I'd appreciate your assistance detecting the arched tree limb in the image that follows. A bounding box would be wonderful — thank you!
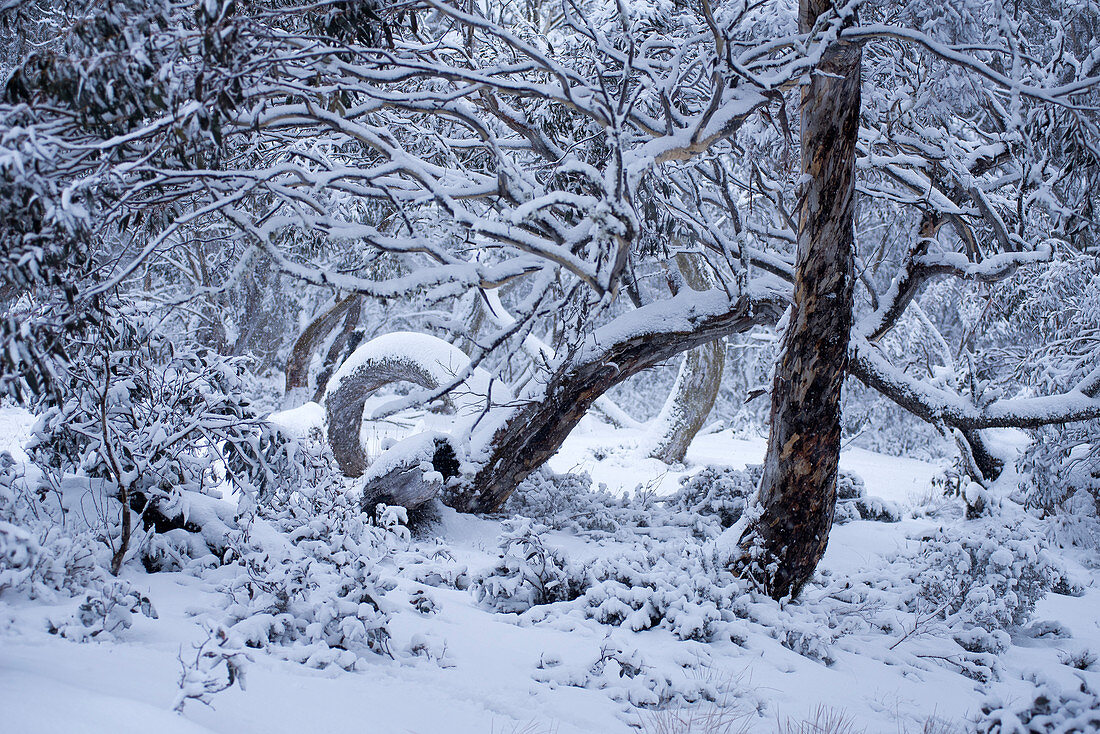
[315,286,784,514]
[323,331,499,478]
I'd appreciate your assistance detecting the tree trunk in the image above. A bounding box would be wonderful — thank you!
[733,15,861,600]
[647,253,725,464]
[284,294,362,405]
[311,296,363,404]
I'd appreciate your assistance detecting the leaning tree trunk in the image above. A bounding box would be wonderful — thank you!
[284,294,362,405]
[647,252,725,463]
[451,290,784,513]
[733,12,862,600]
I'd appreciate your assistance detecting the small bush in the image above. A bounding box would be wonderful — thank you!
[976,677,1100,733]
[471,519,586,613]
[1058,648,1097,671]
[914,520,1060,635]
[668,467,754,529]
[48,578,157,642]
[503,469,628,534]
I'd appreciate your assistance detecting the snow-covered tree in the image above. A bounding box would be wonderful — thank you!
[3,0,1099,597]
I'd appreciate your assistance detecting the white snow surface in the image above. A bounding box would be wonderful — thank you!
[2,406,1099,734]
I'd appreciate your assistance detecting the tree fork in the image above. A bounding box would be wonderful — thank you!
[733,19,862,599]
[285,294,362,401]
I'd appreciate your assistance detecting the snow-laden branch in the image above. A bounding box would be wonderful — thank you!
[850,337,1100,430]
[858,243,1053,342]
[844,24,1100,105]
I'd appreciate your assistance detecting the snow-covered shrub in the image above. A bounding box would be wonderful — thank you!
[395,540,470,590]
[471,519,585,613]
[775,623,836,666]
[213,486,407,670]
[0,519,37,594]
[407,632,453,667]
[0,459,102,598]
[833,471,901,524]
[47,578,157,642]
[25,302,284,571]
[913,520,1060,645]
[532,637,722,709]
[503,468,628,534]
[408,588,438,615]
[1018,422,1100,548]
[3,527,101,599]
[173,623,250,713]
[1059,648,1097,671]
[667,467,753,529]
[975,675,1100,733]
[577,540,738,642]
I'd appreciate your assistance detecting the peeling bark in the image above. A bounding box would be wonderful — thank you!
[733,14,862,599]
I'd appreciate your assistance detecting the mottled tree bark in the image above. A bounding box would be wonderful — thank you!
[733,11,862,599]
[647,253,725,464]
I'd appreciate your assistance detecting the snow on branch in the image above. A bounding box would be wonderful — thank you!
[859,243,1053,342]
[850,337,1100,430]
[843,24,1100,105]
[324,332,510,478]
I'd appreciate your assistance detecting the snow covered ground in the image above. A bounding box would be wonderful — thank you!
[2,406,1098,733]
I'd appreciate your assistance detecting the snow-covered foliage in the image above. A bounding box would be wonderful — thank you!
[3,395,1100,732]
[213,488,410,670]
[502,469,638,535]
[47,578,157,642]
[489,467,926,661]
[1019,424,1100,548]
[506,464,899,545]
[172,623,250,713]
[667,467,755,530]
[471,518,585,613]
[0,0,1099,726]
[0,452,102,598]
[976,675,1100,733]
[912,519,1062,654]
